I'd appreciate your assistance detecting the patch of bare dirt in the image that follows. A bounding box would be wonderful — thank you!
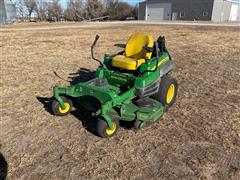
[0,23,240,179]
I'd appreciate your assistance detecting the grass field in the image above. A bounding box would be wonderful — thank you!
[0,23,240,179]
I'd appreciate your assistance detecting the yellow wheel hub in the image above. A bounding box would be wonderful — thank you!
[166,84,175,104]
[106,122,117,135]
[59,102,71,114]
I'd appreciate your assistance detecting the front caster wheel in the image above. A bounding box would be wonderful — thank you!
[97,119,119,138]
[51,96,73,116]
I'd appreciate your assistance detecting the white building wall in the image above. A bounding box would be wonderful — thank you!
[229,3,240,21]
[139,0,239,21]
[212,0,239,21]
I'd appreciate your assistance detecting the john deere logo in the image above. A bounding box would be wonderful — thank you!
[139,113,150,119]
[151,56,169,71]
[111,76,127,82]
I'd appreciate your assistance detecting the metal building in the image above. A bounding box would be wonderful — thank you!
[0,0,17,25]
[212,0,240,21]
[138,0,240,21]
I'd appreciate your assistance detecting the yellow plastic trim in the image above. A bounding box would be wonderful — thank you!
[166,84,175,104]
[59,102,71,114]
[111,55,145,70]
[106,122,117,135]
[150,56,169,71]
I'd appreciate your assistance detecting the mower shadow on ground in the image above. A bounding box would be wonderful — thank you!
[68,68,95,85]
[70,109,99,136]
[36,96,54,115]
[0,152,8,180]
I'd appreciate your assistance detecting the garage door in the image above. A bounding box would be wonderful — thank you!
[147,3,172,20]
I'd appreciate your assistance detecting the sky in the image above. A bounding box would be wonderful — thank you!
[229,0,240,3]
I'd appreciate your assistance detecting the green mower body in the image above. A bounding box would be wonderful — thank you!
[52,34,178,138]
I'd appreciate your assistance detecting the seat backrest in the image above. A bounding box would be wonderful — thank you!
[125,33,154,60]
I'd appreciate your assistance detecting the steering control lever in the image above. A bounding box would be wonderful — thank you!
[91,35,107,69]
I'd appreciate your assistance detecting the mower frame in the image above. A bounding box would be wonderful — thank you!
[53,52,173,129]
[51,34,177,137]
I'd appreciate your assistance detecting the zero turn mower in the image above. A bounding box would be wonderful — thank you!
[51,33,178,138]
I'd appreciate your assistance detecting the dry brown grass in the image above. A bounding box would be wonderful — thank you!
[0,23,240,179]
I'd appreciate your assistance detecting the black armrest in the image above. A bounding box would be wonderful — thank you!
[114,44,126,48]
[143,46,154,52]
[117,50,125,55]
[110,50,125,58]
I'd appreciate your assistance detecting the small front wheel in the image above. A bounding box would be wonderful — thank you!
[97,119,119,138]
[51,96,73,116]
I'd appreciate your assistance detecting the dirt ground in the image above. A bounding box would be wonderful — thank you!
[0,23,240,180]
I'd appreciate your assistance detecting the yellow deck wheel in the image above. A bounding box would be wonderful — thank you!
[59,102,71,114]
[166,84,175,104]
[52,96,73,116]
[106,122,117,135]
[97,119,119,138]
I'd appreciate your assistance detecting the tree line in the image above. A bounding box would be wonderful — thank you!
[15,0,138,21]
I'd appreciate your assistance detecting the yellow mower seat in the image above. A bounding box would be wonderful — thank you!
[111,33,154,70]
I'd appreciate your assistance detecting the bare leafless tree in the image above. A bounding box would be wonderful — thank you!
[130,4,138,18]
[15,0,28,20]
[65,0,85,21]
[105,0,136,20]
[85,0,106,19]
[47,0,63,21]
[35,0,48,21]
[15,0,137,22]
[23,0,37,20]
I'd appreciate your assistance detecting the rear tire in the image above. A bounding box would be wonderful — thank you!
[97,119,119,138]
[52,96,73,116]
[153,75,178,107]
